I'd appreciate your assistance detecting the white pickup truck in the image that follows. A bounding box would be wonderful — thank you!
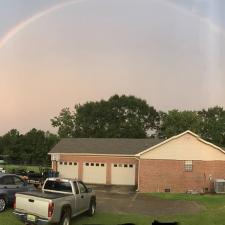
[13,178,96,225]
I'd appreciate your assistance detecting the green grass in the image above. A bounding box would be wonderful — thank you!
[2,194,225,225]
[148,192,225,208]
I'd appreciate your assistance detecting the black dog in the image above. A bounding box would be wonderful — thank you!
[152,220,178,225]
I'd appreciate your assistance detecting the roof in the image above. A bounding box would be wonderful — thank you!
[136,130,225,156]
[49,138,164,155]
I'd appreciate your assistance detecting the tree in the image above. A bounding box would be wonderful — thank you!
[51,95,159,138]
[51,108,75,138]
[1,129,22,163]
[198,106,225,146]
[158,110,201,138]
[0,129,58,165]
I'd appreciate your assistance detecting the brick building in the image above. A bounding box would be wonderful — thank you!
[49,130,225,193]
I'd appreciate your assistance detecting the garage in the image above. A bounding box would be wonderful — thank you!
[58,161,78,179]
[111,163,135,185]
[83,162,106,184]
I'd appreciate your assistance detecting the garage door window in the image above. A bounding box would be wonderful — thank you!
[129,165,133,168]
[101,164,105,167]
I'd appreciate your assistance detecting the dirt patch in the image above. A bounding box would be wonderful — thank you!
[96,191,203,216]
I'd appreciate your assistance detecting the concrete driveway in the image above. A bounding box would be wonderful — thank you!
[93,186,203,216]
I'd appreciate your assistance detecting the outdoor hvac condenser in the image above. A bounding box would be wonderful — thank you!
[214,179,225,193]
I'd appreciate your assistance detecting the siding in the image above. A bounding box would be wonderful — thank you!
[140,133,225,161]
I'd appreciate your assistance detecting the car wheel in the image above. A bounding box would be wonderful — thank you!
[87,199,96,217]
[59,209,71,225]
[0,197,6,212]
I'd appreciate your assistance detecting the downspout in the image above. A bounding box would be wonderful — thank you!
[135,155,141,192]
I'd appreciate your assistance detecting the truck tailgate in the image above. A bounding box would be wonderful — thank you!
[16,193,50,218]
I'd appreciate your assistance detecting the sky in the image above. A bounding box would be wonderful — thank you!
[0,0,225,135]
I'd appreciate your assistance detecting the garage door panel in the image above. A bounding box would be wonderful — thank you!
[111,164,135,185]
[83,162,106,184]
[58,161,78,179]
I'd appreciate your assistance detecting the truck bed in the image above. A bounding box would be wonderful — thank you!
[19,191,71,199]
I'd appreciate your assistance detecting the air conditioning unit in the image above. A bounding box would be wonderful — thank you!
[214,179,225,193]
[51,154,59,161]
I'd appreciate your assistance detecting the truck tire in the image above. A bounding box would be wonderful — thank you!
[0,197,6,212]
[87,198,96,217]
[59,208,71,225]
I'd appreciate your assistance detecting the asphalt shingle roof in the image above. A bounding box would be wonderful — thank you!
[49,138,164,155]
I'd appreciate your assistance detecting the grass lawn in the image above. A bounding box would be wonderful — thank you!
[1,193,225,225]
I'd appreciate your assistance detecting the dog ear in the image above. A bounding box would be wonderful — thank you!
[117,223,135,225]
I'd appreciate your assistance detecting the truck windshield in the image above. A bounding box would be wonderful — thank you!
[44,180,72,193]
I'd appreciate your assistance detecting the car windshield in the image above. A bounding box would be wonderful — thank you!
[44,180,72,193]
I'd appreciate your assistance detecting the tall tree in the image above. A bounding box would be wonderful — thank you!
[51,95,159,138]
[51,108,75,138]
[158,110,201,138]
[198,106,225,146]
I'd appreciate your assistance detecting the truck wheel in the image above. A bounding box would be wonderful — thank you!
[0,197,6,212]
[59,209,71,225]
[87,199,96,217]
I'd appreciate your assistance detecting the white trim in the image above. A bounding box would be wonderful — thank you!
[49,152,136,158]
[135,130,225,156]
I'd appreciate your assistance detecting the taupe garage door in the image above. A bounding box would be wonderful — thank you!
[83,162,106,184]
[58,161,78,179]
[111,163,135,185]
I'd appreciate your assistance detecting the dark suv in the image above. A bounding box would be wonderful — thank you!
[0,174,33,212]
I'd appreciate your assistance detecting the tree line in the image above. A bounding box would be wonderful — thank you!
[0,129,58,165]
[0,94,224,165]
[51,95,225,147]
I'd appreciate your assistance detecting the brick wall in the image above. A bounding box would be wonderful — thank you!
[57,155,139,185]
[139,159,225,193]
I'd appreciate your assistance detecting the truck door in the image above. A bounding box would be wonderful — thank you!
[76,181,90,212]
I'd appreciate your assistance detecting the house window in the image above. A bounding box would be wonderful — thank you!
[184,160,193,172]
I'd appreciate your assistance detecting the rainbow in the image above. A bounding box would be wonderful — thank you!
[0,0,224,50]
[0,0,85,49]
[160,0,225,37]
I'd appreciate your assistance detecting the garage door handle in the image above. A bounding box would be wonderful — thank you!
[81,195,84,198]
[4,186,7,189]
